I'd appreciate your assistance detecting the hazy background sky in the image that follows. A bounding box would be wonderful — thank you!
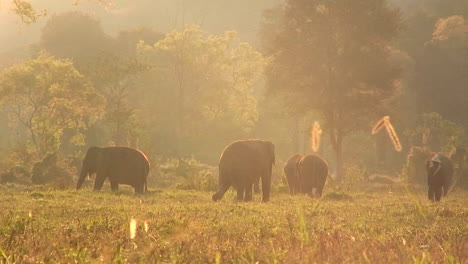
[0,0,286,54]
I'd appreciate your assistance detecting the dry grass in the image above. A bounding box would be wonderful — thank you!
[0,184,466,264]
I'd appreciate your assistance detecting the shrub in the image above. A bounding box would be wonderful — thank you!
[0,166,30,184]
[341,164,368,191]
[402,146,431,185]
[157,158,217,191]
[31,152,75,189]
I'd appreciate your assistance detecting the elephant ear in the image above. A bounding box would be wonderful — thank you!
[84,146,101,172]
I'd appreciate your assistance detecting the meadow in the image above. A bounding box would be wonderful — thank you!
[0,184,466,264]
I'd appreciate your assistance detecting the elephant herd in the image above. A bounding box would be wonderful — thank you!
[76,139,454,202]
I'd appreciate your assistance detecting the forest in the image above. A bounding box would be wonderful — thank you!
[0,0,467,263]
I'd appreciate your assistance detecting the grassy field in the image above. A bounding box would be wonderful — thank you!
[0,184,467,264]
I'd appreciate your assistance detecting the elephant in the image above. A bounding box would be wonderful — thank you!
[283,154,303,194]
[76,146,150,193]
[425,153,454,202]
[212,139,275,202]
[296,154,328,198]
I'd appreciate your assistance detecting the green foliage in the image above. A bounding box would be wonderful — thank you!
[405,112,466,153]
[115,27,164,58]
[31,152,75,189]
[10,0,47,24]
[0,186,466,263]
[38,11,112,68]
[260,0,403,180]
[399,3,468,129]
[402,146,432,185]
[342,164,369,190]
[156,158,217,191]
[0,52,105,156]
[85,54,150,146]
[138,25,264,159]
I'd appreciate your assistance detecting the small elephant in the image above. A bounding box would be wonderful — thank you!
[297,154,328,197]
[212,139,275,202]
[426,153,453,202]
[283,154,303,194]
[76,146,150,193]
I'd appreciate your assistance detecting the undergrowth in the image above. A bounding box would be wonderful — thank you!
[0,185,466,264]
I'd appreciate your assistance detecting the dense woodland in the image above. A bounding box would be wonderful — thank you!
[0,1,467,263]
[0,0,467,189]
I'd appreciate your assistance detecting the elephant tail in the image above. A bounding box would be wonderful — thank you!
[144,178,148,192]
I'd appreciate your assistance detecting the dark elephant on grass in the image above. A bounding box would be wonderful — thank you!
[426,153,453,202]
[212,139,275,202]
[284,154,303,195]
[297,154,328,198]
[76,146,150,193]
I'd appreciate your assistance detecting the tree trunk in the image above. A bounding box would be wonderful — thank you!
[333,136,344,183]
[292,117,300,154]
[375,132,387,173]
[328,121,344,183]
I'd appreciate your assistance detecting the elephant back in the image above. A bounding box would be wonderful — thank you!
[298,154,328,187]
[284,154,302,176]
[103,147,150,181]
[218,139,274,184]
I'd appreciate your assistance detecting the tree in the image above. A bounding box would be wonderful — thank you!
[405,112,466,153]
[0,53,105,156]
[8,0,111,24]
[115,27,164,58]
[405,14,468,129]
[261,0,403,181]
[85,53,149,146]
[138,25,263,160]
[38,11,112,69]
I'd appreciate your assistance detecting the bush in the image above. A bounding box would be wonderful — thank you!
[156,158,218,191]
[31,152,75,189]
[341,164,368,191]
[402,146,431,185]
[0,166,30,184]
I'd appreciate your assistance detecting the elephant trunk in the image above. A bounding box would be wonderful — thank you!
[76,165,88,190]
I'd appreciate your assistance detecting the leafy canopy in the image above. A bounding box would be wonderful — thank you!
[138,25,265,159]
[0,53,105,156]
[261,0,403,179]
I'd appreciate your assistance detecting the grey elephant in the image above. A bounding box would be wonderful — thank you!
[212,139,275,202]
[76,146,150,193]
[426,153,454,202]
[297,154,328,197]
[283,154,303,194]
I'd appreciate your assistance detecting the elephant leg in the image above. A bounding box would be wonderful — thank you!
[442,184,450,197]
[261,175,271,202]
[428,186,435,201]
[134,183,144,194]
[434,187,443,202]
[289,182,296,195]
[110,181,119,192]
[244,184,253,201]
[236,186,245,201]
[253,180,260,193]
[94,174,106,191]
[315,187,323,198]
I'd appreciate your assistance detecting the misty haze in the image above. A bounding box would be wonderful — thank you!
[0,0,467,263]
